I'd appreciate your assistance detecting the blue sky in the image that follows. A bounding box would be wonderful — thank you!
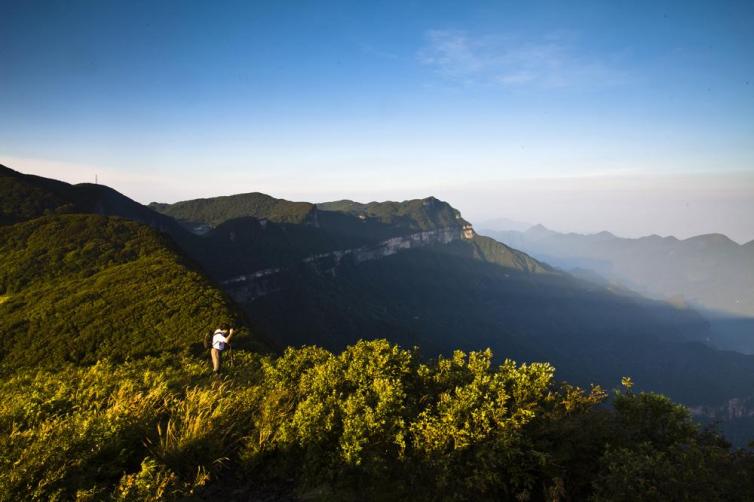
[2,0,753,241]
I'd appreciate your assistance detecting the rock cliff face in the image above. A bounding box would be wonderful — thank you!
[688,396,754,421]
[221,224,475,302]
[353,225,474,263]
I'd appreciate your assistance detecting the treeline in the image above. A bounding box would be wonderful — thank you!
[1,340,752,501]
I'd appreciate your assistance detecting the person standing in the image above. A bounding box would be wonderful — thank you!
[211,323,234,375]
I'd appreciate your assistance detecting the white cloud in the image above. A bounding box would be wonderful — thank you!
[418,30,628,89]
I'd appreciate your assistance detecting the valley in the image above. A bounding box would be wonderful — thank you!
[2,164,754,499]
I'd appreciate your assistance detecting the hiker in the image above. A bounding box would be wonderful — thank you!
[211,323,235,374]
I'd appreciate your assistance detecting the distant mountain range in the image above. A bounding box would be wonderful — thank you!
[483,224,754,355]
[3,163,754,444]
[475,216,533,232]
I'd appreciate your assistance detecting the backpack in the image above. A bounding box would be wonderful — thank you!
[203,331,212,350]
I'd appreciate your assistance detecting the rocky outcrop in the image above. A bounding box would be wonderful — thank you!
[688,396,754,421]
[353,225,472,263]
[221,225,474,302]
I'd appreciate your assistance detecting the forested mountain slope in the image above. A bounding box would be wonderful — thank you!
[149,191,317,230]
[0,164,183,234]
[0,214,270,370]
[156,189,754,444]
[0,167,272,370]
[155,192,551,281]
[4,165,754,443]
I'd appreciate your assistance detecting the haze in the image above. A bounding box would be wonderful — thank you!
[2,1,753,242]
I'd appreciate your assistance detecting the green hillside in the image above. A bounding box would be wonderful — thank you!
[0,214,270,370]
[149,192,317,228]
[184,216,368,280]
[0,164,183,234]
[453,234,553,273]
[162,193,517,281]
[0,165,78,224]
[319,196,470,234]
[1,167,753,499]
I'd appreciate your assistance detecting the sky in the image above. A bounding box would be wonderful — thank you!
[2,0,753,242]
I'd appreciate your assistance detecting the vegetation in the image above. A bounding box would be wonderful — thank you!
[152,194,486,277]
[149,192,317,227]
[0,164,183,235]
[0,214,270,370]
[0,165,77,224]
[2,166,753,498]
[319,196,470,236]
[167,188,732,410]
[447,235,553,273]
[1,340,751,501]
[248,245,754,410]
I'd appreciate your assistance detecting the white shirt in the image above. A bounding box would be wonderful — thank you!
[212,331,228,351]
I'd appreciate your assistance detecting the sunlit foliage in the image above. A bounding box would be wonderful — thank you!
[0,214,270,370]
[1,340,751,501]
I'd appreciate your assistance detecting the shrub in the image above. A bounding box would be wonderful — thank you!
[0,341,752,501]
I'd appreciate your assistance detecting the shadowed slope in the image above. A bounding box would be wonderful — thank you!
[0,164,183,234]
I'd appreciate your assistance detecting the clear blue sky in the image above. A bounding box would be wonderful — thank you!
[2,0,753,241]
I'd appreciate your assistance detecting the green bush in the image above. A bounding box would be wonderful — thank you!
[0,341,751,501]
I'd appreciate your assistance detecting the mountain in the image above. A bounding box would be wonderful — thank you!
[152,192,754,409]
[0,164,183,234]
[0,167,271,370]
[244,236,754,404]
[318,196,471,237]
[487,224,754,316]
[151,194,545,277]
[149,194,482,280]
[148,191,317,232]
[5,165,754,442]
[484,224,754,353]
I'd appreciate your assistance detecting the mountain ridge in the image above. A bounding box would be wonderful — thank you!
[0,166,273,370]
[0,164,184,235]
[148,191,318,230]
[4,165,754,441]
[517,222,749,247]
[484,223,754,356]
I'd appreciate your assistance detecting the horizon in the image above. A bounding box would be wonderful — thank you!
[4,162,752,245]
[2,1,753,242]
